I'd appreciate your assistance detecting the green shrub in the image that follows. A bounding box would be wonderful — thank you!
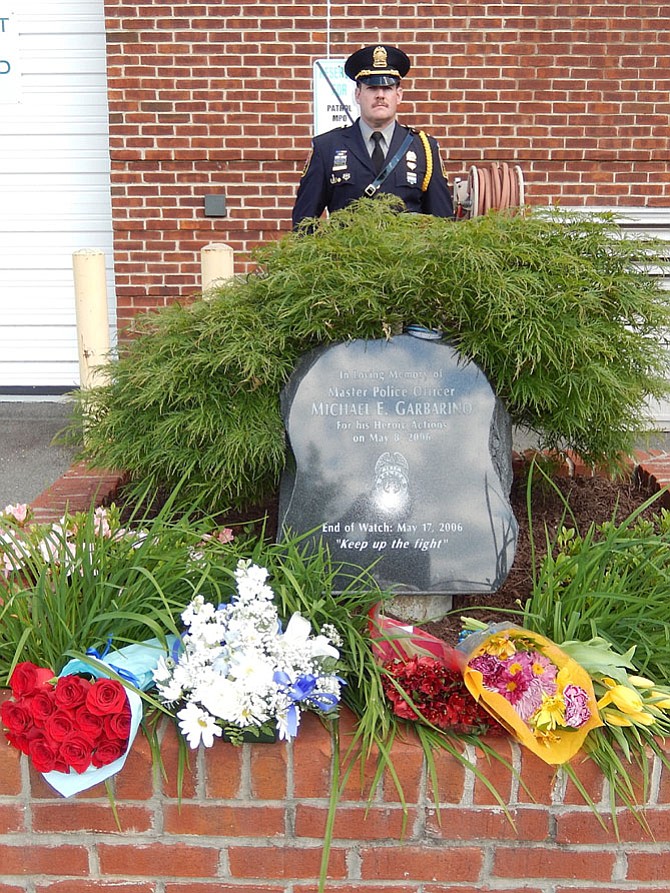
[73,198,670,512]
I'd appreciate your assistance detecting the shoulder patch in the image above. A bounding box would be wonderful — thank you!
[300,149,313,178]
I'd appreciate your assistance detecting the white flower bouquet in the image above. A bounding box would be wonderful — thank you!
[153,560,344,746]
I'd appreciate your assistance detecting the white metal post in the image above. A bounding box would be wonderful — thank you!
[72,248,111,389]
[201,242,234,293]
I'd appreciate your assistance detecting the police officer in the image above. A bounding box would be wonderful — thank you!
[292,45,454,227]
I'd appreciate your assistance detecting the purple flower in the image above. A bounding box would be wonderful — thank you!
[563,684,591,728]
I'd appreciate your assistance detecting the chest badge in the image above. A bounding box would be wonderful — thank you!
[332,150,348,171]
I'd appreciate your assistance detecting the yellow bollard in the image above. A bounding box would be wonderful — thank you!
[201,242,234,294]
[72,248,111,390]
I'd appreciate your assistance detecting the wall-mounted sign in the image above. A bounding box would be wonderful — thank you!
[0,10,21,103]
[313,59,357,135]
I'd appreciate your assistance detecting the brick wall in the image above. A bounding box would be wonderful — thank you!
[2,704,670,892]
[103,1,670,327]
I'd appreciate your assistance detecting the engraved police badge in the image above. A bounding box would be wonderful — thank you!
[373,46,388,68]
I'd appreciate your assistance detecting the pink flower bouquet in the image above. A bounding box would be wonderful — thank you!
[459,623,602,764]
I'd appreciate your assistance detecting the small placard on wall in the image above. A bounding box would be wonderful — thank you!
[312,59,357,136]
[0,10,21,104]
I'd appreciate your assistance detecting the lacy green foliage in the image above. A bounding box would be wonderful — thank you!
[74,198,670,511]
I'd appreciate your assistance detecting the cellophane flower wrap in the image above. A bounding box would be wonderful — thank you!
[1,638,175,797]
[369,607,502,735]
[153,560,344,746]
[459,623,603,764]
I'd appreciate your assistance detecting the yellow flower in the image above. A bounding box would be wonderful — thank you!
[650,691,670,709]
[601,708,633,727]
[483,635,516,659]
[597,684,644,715]
[630,710,657,727]
[629,675,655,689]
[601,706,656,728]
[532,694,566,732]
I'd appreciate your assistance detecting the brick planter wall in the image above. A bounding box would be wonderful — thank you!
[2,705,670,892]
[6,455,670,890]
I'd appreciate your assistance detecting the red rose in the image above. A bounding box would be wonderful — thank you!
[75,706,104,744]
[91,738,126,768]
[85,678,127,716]
[9,662,55,698]
[26,689,58,726]
[54,674,91,709]
[45,709,77,743]
[6,729,33,756]
[28,736,61,773]
[1,699,34,735]
[59,734,94,774]
[105,706,131,742]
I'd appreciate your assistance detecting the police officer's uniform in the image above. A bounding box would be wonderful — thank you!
[292,45,454,227]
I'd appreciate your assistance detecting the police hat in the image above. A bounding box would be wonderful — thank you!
[344,45,411,86]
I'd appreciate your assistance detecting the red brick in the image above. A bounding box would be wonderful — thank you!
[295,803,415,840]
[32,802,152,833]
[204,739,244,798]
[0,845,89,876]
[0,730,21,795]
[97,843,220,878]
[0,804,24,833]
[494,845,616,880]
[425,805,548,841]
[113,731,155,800]
[625,850,670,881]
[360,845,483,881]
[228,845,347,879]
[424,739,468,805]
[291,712,334,799]
[250,740,289,799]
[516,749,560,804]
[380,726,424,804]
[36,885,155,892]
[562,752,606,805]
[157,720,198,799]
[163,803,284,836]
[165,886,282,893]
[472,737,514,804]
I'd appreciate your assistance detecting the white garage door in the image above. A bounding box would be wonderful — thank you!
[0,0,114,393]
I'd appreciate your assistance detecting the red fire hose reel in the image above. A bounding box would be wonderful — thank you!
[452,163,525,219]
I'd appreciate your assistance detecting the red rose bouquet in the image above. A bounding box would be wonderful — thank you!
[1,661,132,775]
[0,638,174,797]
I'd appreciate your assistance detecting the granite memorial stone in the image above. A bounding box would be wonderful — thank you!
[278,334,518,594]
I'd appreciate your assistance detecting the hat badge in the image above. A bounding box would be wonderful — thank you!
[373,46,388,68]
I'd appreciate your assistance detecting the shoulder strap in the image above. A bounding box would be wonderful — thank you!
[363,129,416,197]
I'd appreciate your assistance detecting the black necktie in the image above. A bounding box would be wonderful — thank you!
[371,131,385,174]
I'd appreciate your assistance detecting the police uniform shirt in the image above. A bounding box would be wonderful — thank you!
[292,118,454,228]
[358,119,395,163]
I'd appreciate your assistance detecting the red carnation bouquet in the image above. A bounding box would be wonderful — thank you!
[382,653,504,735]
[1,660,131,775]
[369,606,503,736]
